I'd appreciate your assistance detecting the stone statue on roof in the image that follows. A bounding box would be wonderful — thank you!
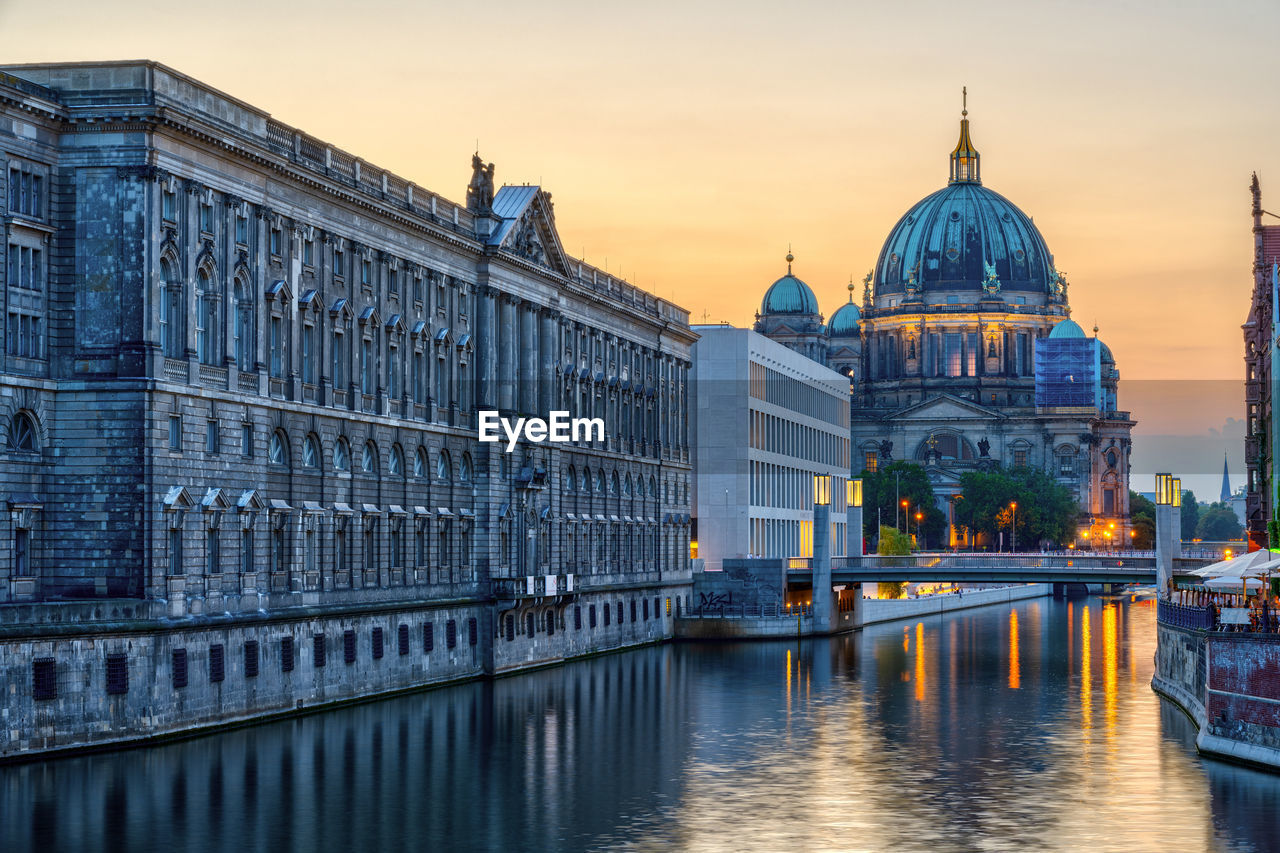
[982,260,1002,297]
[466,153,495,214]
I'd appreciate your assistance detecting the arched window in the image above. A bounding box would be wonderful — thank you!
[362,441,378,474]
[414,446,427,478]
[389,444,403,477]
[9,412,36,452]
[581,466,591,494]
[564,466,576,493]
[334,438,350,472]
[595,470,605,494]
[610,471,619,495]
[160,257,184,358]
[437,450,452,482]
[460,453,472,483]
[269,430,289,467]
[302,434,320,468]
[196,267,219,365]
[233,274,253,371]
[623,474,633,497]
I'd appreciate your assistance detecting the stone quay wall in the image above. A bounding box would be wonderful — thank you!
[0,584,689,761]
[1153,615,1280,772]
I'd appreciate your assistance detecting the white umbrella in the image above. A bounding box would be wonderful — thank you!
[1191,549,1277,578]
[1203,575,1265,591]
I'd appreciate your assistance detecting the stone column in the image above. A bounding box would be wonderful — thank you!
[476,286,497,409]
[540,308,557,416]
[813,503,834,634]
[519,303,537,415]
[846,505,864,557]
[498,295,517,413]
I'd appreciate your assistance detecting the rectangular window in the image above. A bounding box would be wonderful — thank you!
[303,239,314,266]
[1104,489,1116,515]
[281,636,295,673]
[241,423,253,457]
[169,415,182,450]
[343,629,356,664]
[236,214,248,244]
[423,622,434,653]
[631,599,637,623]
[864,451,878,474]
[334,248,345,278]
[604,603,611,627]
[313,633,326,667]
[209,644,225,683]
[1013,449,1028,467]
[360,338,372,394]
[106,653,129,695]
[413,276,423,304]
[244,640,259,678]
[162,188,176,221]
[398,623,410,656]
[945,332,962,378]
[14,528,29,575]
[172,648,188,689]
[574,606,582,630]
[169,527,183,575]
[241,529,254,575]
[388,268,398,296]
[372,627,384,660]
[206,527,219,576]
[32,658,56,701]
[200,204,212,232]
[302,324,316,384]
[269,227,282,256]
[333,332,347,388]
[270,317,283,378]
[446,619,457,649]
[468,617,478,646]
[361,258,372,286]
[590,605,597,628]
[206,419,219,454]
[505,614,515,642]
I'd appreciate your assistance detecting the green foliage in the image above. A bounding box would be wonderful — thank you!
[877,582,907,599]
[1197,506,1244,541]
[1180,490,1200,541]
[954,466,1079,549]
[1130,491,1156,549]
[876,524,913,555]
[857,461,945,548]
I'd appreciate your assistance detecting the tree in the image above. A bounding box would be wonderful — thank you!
[858,461,945,548]
[875,525,910,598]
[1130,491,1156,549]
[954,465,1079,550]
[1197,506,1244,541]
[1180,490,1200,541]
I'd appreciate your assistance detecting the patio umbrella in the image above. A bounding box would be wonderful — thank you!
[1203,575,1265,591]
[1190,549,1275,578]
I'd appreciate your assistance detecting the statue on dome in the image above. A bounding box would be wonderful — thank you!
[982,261,1002,297]
[862,270,874,308]
[466,153,495,214]
[1049,268,1069,303]
[905,264,921,300]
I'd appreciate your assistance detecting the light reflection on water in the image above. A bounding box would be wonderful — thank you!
[2,595,1279,852]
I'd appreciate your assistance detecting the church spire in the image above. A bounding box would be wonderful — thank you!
[949,86,981,185]
[1221,453,1231,503]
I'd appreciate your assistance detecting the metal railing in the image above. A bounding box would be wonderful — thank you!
[1157,600,1216,631]
[688,603,812,619]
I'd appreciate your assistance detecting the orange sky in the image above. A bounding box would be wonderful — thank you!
[3,0,1278,494]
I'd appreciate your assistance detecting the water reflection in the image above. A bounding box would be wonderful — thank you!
[2,596,1278,852]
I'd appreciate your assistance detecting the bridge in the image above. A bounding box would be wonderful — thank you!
[731,552,1217,587]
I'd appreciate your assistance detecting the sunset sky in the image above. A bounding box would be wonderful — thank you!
[3,0,1277,496]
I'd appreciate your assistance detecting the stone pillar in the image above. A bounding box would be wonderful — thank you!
[846,505,864,557]
[1156,503,1174,598]
[813,503,834,634]
[498,295,517,413]
[1174,504,1183,557]
[519,304,537,415]
[476,286,497,409]
[539,308,557,416]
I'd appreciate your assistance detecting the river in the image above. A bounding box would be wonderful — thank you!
[2,594,1277,852]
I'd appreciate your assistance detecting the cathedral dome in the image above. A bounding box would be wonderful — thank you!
[760,252,820,315]
[828,300,861,336]
[1048,318,1085,339]
[873,108,1056,300]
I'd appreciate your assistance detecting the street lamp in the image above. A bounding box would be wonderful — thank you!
[901,498,909,533]
[1010,501,1017,552]
[914,511,923,545]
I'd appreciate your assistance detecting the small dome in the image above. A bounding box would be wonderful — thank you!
[828,301,861,336]
[1098,339,1114,363]
[1048,318,1085,339]
[761,273,820,316]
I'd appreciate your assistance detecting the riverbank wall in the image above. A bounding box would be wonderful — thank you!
[1152,603,1280,772]
[675,583,1050,639]
[0,583,691,762]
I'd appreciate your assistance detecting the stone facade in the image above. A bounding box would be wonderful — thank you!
[1243,174,1279,548]
[0,60,695,756]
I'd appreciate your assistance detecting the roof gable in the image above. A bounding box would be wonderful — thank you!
[488,186,570,277]
[886,392,1003,422]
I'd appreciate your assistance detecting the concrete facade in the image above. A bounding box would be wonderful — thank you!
[690,325,851,569]
[0,60,695,758]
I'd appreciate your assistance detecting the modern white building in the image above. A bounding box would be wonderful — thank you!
[691,325,851,569]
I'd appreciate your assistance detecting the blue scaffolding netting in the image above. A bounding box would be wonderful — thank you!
[1034,338,1101,409]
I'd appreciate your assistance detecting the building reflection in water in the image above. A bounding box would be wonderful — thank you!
[3,596,1280,853]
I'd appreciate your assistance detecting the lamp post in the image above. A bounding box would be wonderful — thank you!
[915,511,923,547]
[901,498,909,534]
[1010,501,1017,553]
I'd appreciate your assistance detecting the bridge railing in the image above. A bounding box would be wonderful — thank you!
[1157,600,1215,631]
[689,603,812,619]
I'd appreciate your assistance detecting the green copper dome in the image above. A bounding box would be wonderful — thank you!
[828,301,861,336]
[760,253,820,316]
[1048,318,1085,339]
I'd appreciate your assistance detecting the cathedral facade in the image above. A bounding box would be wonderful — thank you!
[754,105,1135,546]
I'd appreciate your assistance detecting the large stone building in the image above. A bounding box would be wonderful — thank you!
[754,103,1135,545]
[1243,173,1280,548]
[690,324,851,569]
[0,60,694,756]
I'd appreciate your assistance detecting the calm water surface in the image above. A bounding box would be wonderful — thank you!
[3,595,1279,852]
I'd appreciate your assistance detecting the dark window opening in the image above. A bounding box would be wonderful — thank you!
[106,653,128,695]
[372,627,384,660]
[172,648,188,689]
[209,644,225,683]
[445,619,457,649]
[398,623,410,656]
[244,640,259,678]
[281,636,295,673]
[505,614,515,641]
[574,606,582,631]
[313,633,326,667]
[32,658,56,700]
[343,629,357,664]
[424,622,435,653]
